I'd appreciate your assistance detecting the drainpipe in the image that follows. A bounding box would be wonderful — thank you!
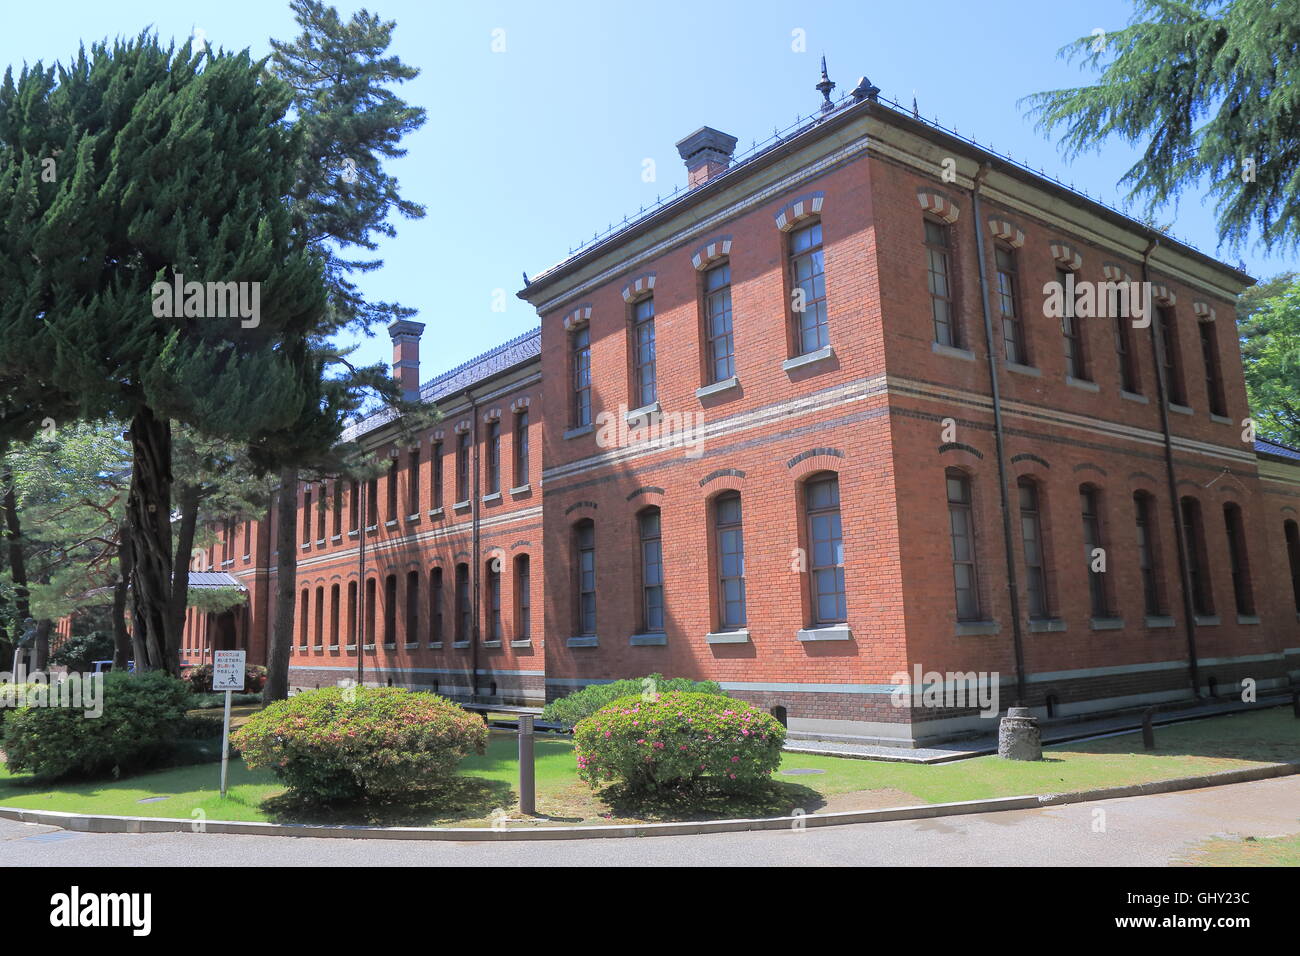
[969,161,1028,707]
[1141,237,1200,696]
[467,389,481,703]
[356,477,367,688]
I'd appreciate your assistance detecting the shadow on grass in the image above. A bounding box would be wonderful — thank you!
[1048,708,1300,764]
[597,780,824,822]
[258,775,515,827]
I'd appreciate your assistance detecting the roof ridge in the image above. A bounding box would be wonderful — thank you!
[418,326,541,394]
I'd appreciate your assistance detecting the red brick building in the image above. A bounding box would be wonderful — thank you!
[182,78,1300,746]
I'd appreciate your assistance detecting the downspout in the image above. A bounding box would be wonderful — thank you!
[467,389,481,703]
[1140,236,1200,696]
[356,476,366,687]
[969,161,1028,707]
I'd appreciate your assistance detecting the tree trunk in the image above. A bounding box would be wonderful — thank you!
[33,618,50,671]
[126,406,173,673]
[264,468,298,702]
[111,525,132,670]
[166,482,201,674]
[1,463,31,625]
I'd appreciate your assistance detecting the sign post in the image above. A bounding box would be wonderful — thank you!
[212,650,246,798]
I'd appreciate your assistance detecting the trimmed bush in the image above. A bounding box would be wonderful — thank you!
[231,686,487,803]
[2,671,191,780]
[48,631,115,672]
[573,691,786,794]
[542,674,727,729]
[183,663,267,694]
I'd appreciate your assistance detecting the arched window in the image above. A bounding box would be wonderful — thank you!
[789,220,828,355]
[454,563,470,642]
[1079,485,1110,617]
[486,559,503,641]
[574,520,596,635]
[1285,520,1300,614]
[631,297,657,408]
[805,473,845,624]
[515,554,531,640]
[924,218,957,348]
[429,567,444,644]
[638,507,664,633]
[1134,492,1163,616]
[1059,268,1088,380]
[1180,497,1213,616]
[406,571,420,645]
[995,243,1027,365]
[383,575,397,646]
[346,581,358,646]
[714,492,746,630]
[329,584,340,648]
[314,586,324,648]
[299,588,309,648]
[1017,477,1050,619]
[364,577,377,646]
[946,470,981,621]
[1222,503,1254,616]
[703,262,735,382]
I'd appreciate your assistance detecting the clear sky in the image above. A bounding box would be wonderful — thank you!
[3,0,1294,387]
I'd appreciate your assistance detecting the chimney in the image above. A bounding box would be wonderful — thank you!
[387,319,425,403]
[675,126,738,189]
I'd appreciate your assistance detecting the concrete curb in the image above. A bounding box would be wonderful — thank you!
[0,761,1294,842]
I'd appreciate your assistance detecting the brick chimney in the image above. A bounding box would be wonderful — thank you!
[676,127,738,188]
[387,319,425,403]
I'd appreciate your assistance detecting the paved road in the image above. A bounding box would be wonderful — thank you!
[2,776,1296,866]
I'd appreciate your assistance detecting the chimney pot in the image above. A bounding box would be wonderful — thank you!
[675,126,738,189]
[387,319,425,403]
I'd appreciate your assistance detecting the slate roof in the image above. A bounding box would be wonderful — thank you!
[1256,437,1300,462]
[186,571,248,591]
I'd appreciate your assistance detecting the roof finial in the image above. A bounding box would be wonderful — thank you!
[816,54,836,112]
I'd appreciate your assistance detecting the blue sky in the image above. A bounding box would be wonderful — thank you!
[3,0,1294,385]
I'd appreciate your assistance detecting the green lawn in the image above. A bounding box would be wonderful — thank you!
[0,708,1294,827]
[1175,832,1300,866]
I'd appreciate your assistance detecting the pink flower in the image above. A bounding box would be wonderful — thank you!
[731,756,740,762]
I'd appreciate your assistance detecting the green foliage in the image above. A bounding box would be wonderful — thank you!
[186,587,249,615]
[1023,0,1300,252]
[1,671,190,779]
[48,630,115,671]
[183,663,267,694]
[231,686,487,803]
[1237,273,1300,448]
[185,691,263,709]
[541,674,727,729]
[573,692,786,795]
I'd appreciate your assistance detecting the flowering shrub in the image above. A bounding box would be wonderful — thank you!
[231,686,487,803]
[183,663,267,694]
[541,673,727,729]
[573,692,785,794]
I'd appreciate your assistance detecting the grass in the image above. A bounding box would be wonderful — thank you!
[0,707,1294,828]
[1175,832,1300,867]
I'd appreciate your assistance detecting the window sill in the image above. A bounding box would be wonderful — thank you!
[1028,618,1066,633]
[428,507,444,519]
[482,492,502,504]
[405,513,421,524]
[242,554,251,562]
[315,538,325,547]
[299,544,310,552]
[348,530,359,539]
[328,644,339,652]
[404,642,418,650]
[796,624,852,642]
[363,643,376,651]
[629,632,667,646]
[931,342,974,361]
[482,640,502,648]
[705,629,750,644]
[453,501,471,513]
[345,643,358,651]
[452,641,470,649]
[312,645,323,654]
[1066,376,1099,393]
[1210,413,1233,425]
[566,635,598,648]
[695,376,740,400]
[511,639,532,648]
[1168,402,1194,416]
[384,520,398,530]
[296,646,308,652]
[626,401,661,424]
[564,424,594,440]
[1120,390,1148,404]
[365,525,378,534]
[1090,617,1124,631]
[383,643,396,650]
[956,620,1000,636]
[1005,361,1041,378]
[1194,615,1220,626]
[330,536,341,544]
[1237,614,1260,625]
[782,345,834,374]
[1144,615,1175,629]
[509,484,531,496]
[429,641,443,649]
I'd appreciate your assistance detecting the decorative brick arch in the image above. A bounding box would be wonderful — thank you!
[1151,282,1177,305]
[1102,262,1133,283]
[625,486,666,506]
[917,188,960,223]
[621,272,656,302]
[1011,452,1051,470]
[483,407,502,423]
[562,304,591,331]
[453,419,471,434]
[563,500,598,516]
[938,442,984,460]
[786,447,845,480]
[1049,240,1084,270]
[1073,462,1108,477]
[987,217,1025,247]
[691,235,733,271]
[773,191,825,232]
[699,468,746,494]
[1192,299,1216,322]
[510,396,531,413]
[1128,470,1161,488]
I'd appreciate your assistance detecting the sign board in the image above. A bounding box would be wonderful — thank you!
[212,650,246,691]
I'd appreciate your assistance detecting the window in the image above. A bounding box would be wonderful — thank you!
[346,581,357,645]
[806,473,846,624]
[995,244,1027,365]
[486,420,501,494]
[454,563,470,642]
[575,520,596,635]
[1180,497,1213,616]
[383,574,397,645]
[430,567,444,643]
[329,584,340,647]
[487,560,502,641]
[947,471,981,620]
[244,519,252,558]
[1285,520,1300,614]
[514,411,529,486]
[632,297,657,408]
[1080,486,1110,617]
[515,554,531,640]
[1018,478,1050,619]
[1158,307,1186,405]
[1199,322,1227,417]
[348,480,359,533]
[1223,504,1254,615]
[432,441,443,509]
[386,456,398,521]
[1114,313,1138,393]
[364,577,376,645]
[332,482,342,538]
[715,492,746,630]
[1134,492,1163,616]
[1059,269,1087,379]
[571,326,592,427]
[406,571,420,644]
[302,488,312,544]
[789,220,829,355]
[408,448,420,515]
[455,431,470,503]
[299,589,309,646]
[704,262,735,381]
[314,586,324,648]
[365,477,378,528]
[639,508,664,633]
[925,219,957,347]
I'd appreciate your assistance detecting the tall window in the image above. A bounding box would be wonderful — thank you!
[1114,313,1138,393]
[432,441,444,509]
[316,484,326,542]
[514,410,529,486]
[1199,322,1227,416]
[639,508,664,633]
[1222,504,1255,615]
[329,584,340,647]
[346,581,357,645]
[1080,486,1109,617]
[1158,307,1186,405]
[1285,520,1300,614]
[314,586,324,648]
[487,560,502,640]
[486,419,501,494]
[386,456,398,521]
[995,244,1027,365]
[789,220,828,355]
[383,574,397,645]
[364,577,377,645]
[806,473,846,624]
[632,297,657,408]
[302,487,312,544]
[1134,492,1162,616]
[408,448,420,516]
[704,262,735,381]
[348,480,359,533]
[454,563,470,642]
[406,571,420,644]
[430,567,443,643]
[947,471,980,620]
[365,477,378,528]
[515,554,531,640]
[715,492,746,630]
[1180,497,1213,615]
[332,482,342,538]
[925,219,957,347]
[299,589,309,646]
[1059,268,1087,379]
[575,520,596,635]
[571,326,591,427]
[1018,478,1050,619]
[455,431,470,503]
[244,519,252,558]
